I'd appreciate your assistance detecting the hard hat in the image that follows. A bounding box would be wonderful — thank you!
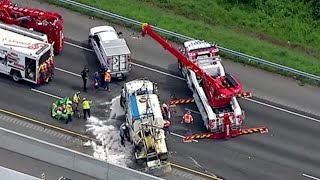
[187,111,191,114]
[83,97,86,100]
[107,69,111,73]
[76,91,80,94]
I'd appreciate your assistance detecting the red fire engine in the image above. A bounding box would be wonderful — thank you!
[141,23,268,141]
[0,0,64,54]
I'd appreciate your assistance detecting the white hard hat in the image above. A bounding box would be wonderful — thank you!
[107,70,111,73]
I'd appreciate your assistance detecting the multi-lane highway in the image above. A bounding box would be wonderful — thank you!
[3,0,320,180]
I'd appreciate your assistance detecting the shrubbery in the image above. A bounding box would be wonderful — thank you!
[140,0,320,51]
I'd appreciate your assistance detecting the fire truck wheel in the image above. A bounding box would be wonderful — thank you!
[11,71,21,82]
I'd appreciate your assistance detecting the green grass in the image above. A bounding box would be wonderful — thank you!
[42,0,320,84]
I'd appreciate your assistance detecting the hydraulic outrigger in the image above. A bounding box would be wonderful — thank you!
[141,23,268,142]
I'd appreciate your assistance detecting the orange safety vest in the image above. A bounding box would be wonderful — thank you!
[183,114,193,123]
[50,59,54,66]
[46,61,51,68]
[39,65,44,73]
[43,64,47,72]
[104,72,111,82]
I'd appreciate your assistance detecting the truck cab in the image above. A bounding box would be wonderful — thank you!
[120,78,168,167]
[89,26,131,79]
[179,40,244,132]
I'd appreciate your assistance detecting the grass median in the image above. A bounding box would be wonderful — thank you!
[43,0,320,85]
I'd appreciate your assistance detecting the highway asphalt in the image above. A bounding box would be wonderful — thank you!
[1,0,319,180]
[0,148,99,180]
[15,0,320,117]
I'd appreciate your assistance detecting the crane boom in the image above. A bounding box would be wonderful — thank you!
[141,23,241,107]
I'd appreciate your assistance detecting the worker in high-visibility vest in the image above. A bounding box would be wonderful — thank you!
[104,69,111,91]
[82,97,92,120]
[72,91,80,112]
[65,102,73,124]
[181,111,193,134]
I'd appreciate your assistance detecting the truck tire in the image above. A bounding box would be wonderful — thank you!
[120,95,124,108]
[135,158,145,165]
[159,153,168,161]
[11,70,21,82]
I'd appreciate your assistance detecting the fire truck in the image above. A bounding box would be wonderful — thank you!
[0,22,54,84]
[0,0,64,54]
[141,23,267,140]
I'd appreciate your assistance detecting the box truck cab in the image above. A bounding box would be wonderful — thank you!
[89,26,132,79]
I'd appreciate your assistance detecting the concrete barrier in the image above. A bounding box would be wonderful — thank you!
[0,127,163,180]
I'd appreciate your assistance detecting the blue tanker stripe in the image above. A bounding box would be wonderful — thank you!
[129,95,140,119]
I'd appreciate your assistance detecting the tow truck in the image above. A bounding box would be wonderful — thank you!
[0,0,64,54]
[120,78,171,173]
[141,23,268,141]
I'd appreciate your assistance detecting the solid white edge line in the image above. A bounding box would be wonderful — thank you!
[170,132,198,143]
[65,41,320,124]
[31,89,62,100]
[244,98,320,123]
[302,174,320,180]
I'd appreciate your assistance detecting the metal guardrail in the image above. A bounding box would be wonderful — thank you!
[58,0,320,82]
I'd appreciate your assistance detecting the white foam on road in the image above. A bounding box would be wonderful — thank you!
[84,96,131,167]
[108,96,125,120]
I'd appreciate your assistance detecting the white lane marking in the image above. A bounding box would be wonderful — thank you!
[170,132,198,143]
[185,108,200,114]
[302,174,320,180]
[55,67,81,77]
[31,89,63,100]
[65,41,93,52]
[65,41,320,123]
[65,41,185,80]
[131,62,184,80]
[244,98,320,123]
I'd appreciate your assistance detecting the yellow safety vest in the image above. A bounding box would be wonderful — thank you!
[73,94,80,103]
[66,104,73,115]
[82,100,91,110]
